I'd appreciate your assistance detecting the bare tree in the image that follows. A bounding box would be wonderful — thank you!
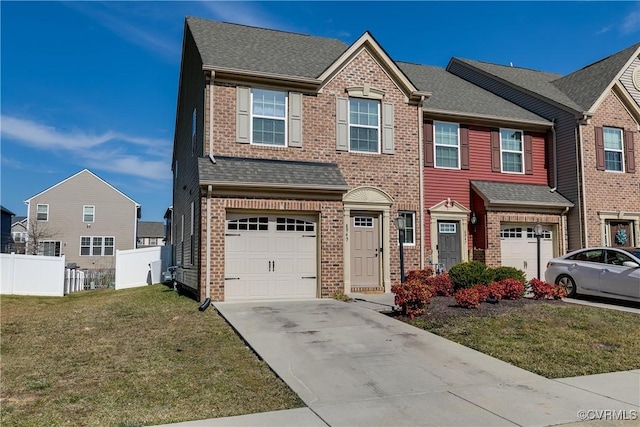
[26,220,60,255]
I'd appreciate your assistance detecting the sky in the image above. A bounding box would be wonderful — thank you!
[2,1,640,222]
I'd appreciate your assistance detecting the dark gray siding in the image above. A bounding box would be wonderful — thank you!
[173,25,205,296]
[619,57,640,107]
[449,61,585,250]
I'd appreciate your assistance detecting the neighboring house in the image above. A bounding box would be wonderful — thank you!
[24,169,140,268]
[10,216,28,254]
[173,17,427,302]
[448,43,640,251]
[163,206,173,246]
[398,63,573,279]
[137,221,166,247]
[1,206,15,253]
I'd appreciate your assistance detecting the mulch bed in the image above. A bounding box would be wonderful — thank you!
[390,295,566,324]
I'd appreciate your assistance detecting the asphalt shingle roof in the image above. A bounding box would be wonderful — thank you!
[186,17,349,79]
[137,221,165,238]
[470,181,574,208]
[398,62,550,125]
[198,156,349,191]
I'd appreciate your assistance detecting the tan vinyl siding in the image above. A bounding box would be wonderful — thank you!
[27,170,138,268]
[619,56,640,106]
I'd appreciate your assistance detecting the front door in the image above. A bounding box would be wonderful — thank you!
[438,221,460,271]
[351,215,380,287]
[609,221,633,247]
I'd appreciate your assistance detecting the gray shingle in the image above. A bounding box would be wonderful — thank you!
[186,17,348,79]
[198,156,349,191]
[137,221,165,238]
[398,62,550,125]
[552,43,640,111]
[471,181,574,208]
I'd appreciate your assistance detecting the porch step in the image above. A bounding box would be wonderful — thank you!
[350,286,384,294]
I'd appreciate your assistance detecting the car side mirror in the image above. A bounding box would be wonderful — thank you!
[622,261,640,268]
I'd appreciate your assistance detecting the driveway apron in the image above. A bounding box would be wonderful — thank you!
[214,300,638,427]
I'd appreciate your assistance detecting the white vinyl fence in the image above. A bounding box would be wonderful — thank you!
[115,246,171,290]
[1,253,66,296]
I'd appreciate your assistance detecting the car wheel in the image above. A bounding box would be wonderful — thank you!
[556,274,576,297]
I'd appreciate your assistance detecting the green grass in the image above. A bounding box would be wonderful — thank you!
[410,302,640,378]
[0,285,302,427]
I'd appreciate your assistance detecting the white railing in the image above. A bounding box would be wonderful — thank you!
[64,268,85,294]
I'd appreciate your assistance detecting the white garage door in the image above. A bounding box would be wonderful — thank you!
[500,224,554,281]
[225,214,317,301]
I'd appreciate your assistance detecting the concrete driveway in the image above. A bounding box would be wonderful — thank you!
[214,300,639,426]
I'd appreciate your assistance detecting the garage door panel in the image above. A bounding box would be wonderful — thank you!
[500,225,553,280]
[248,236,269,253]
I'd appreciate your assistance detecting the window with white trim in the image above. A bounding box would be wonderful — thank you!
[191,108,197,156]
[603,127,624,172]
[435,122,459,168]
[80,236,114,256]
[83,205,95,222]
[37,204,49,221]
[349,98,380,153]
[38,240,61,257]
[354,217,374,228]
[500,227,522,239]
[500,129,524,173]
[251,89,287,146]
[439,223,457,234]
[399,211,415,245]
[12,231,27,243]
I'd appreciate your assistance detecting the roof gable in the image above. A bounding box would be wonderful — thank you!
[552,43,640,112]
[24,169,140,206]
[186,17,348,80]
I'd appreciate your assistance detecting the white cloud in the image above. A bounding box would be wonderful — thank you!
[621,7,640,35]
[200,2,289,30]
[1,115,171,182]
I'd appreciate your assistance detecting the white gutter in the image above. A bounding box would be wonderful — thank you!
[550,120,558,192]
[209,71,215,159]
[418,95,426,268]
[205,184,212,300]
[578,117,589,247]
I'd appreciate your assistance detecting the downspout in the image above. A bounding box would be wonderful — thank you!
[199,184,212,310]
[418,96,426,268]
[560,206,569,255]
[208,70,215,159]
[577,117,589,247]
[550,120,558,192]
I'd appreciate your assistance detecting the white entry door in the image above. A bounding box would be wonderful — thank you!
[225,214,317,301]
[500,224,554,280]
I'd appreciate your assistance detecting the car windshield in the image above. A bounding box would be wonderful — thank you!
[620,248,640,259]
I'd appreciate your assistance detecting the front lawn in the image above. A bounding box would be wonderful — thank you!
[0,285,302,427]
[404,297,640,378]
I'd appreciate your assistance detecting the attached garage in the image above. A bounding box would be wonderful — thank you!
[500,224,554,280]
[224,213,318,301]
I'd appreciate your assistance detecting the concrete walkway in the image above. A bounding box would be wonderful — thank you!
[205,299,639,427]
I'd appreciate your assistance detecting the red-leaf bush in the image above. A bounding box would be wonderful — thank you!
[392,278,432,318]
[454,287,482,309]
[486,282,505,301]
[530,278,554,299]
[473,284,490,301]
[552,284,567,300]
[499,279,525,300]
[405,267,434,285]
[425,272,454,296]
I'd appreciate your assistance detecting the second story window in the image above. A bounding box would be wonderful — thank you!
[349,98,380,153]
[435,122,460,168]
[252,89,287,146]
[500,129,524,173]
[37,204,49,221]
[603,127,624,172]
[83,205,95,222]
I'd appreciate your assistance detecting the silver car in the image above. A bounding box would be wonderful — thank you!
[545,247,640,302]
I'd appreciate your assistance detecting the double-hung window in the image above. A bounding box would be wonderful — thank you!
[603,127,624,172]
[37,204,48,221]
[399,211,415,245]
[83,205,95,222]
[80,236,114,256]
[435,122,459,168]
[349,98,380,153]
[252,89,287,146]
[500,129,524,173]
[38,241,61,257]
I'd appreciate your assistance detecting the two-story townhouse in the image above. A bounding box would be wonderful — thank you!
[448,43,640,251]
[397,63,574,279]
[24,169,140,268]
[137,221,166,247]
[173,17,429,302]
[10,216,28,254]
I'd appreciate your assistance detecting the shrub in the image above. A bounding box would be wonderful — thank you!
[552,284,567,300]
[488,266,526,284]
[405,267,434,285]
[486,282,505,301]
[473,284,490,301]
[425,272,454,296]
[392,278,432,318]
[454,287,482,309]
[499,279,525,300]
[449,261,492,290]
[332,291,352,302]
[529,278,554,299]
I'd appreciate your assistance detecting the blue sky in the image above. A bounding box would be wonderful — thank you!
[2,1,639,222]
